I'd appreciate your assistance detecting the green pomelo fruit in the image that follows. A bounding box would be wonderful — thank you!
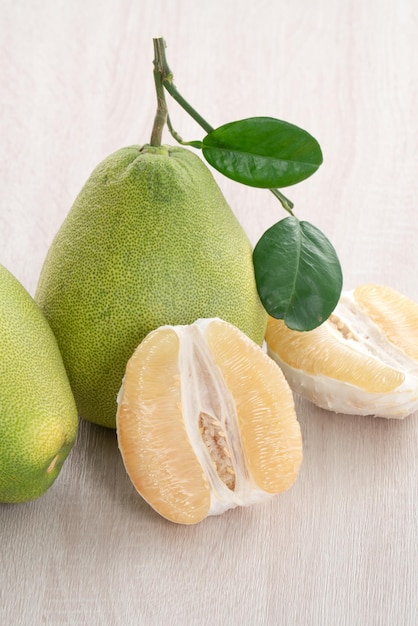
[35,145,267,429]
[0,264,78,503]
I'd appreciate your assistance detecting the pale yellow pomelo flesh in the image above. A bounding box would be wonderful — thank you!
[205,320,302,494]
[0,264,78,503]
[116,318,302,525]
[354,284,418,362]
[266,315,404,394]
[117,328,211,525]
[35,145,267,429]
[265,284,418,419]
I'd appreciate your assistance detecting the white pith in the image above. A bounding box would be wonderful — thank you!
[268,290,418,419]
[175,319,273,517]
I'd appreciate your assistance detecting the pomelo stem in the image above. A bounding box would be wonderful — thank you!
[152,37,214,137]
[150,38,169,146]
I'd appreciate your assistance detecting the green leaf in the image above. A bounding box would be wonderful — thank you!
[253,216,343,331]
[202,117,323,189]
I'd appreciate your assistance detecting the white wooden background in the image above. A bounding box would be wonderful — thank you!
[1,1,417,624]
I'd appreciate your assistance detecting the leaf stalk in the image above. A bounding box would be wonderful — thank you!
[269,188,294,214]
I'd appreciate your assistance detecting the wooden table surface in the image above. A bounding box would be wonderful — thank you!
[1,1,417,624]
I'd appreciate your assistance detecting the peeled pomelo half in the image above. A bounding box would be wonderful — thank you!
[265,284,418,419]
[116,318,302,525]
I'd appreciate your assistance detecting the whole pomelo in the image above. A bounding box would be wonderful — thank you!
[0,264,78,503]
[35,145,267,429]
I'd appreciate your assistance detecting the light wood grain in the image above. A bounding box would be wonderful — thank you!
[1,1,417,624]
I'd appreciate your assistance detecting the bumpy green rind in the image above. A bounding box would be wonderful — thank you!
[35,145,267,428]
[0,264,78,503]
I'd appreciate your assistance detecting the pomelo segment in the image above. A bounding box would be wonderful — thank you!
[116,328,211,525]
[116,318,302,524]
[266,284,418,419]
[205,320,302,494]
[354,284,418,362]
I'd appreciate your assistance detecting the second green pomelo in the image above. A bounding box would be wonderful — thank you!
[35,145,267,429]
[0,264,78,503]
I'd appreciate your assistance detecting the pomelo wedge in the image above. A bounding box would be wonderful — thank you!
[116,318,303,524]
[266,284,418,419]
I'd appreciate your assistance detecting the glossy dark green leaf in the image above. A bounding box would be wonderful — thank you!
[201,117,323,189]
[253,216,343,331]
